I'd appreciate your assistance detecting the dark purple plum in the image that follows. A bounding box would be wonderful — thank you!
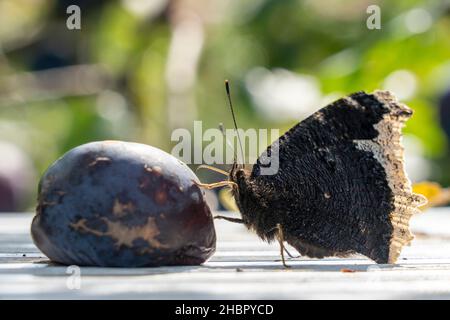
[31,141,216,267]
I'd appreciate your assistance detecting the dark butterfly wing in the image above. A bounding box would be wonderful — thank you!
[250,91,426,264]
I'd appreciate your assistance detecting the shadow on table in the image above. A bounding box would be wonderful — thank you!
[0,257,425,277]
[3,253,450,277]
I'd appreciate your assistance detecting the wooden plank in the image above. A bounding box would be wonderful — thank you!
[0,209,450,299]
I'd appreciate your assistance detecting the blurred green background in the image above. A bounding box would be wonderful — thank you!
[0,0,449,211]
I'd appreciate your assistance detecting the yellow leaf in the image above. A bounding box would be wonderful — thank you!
[413,181,450,210]
[219,188,239,212]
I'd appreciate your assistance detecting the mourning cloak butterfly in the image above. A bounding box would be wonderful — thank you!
[198,85,427,266]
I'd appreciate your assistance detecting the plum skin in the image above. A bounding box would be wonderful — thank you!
[31,141,216,267]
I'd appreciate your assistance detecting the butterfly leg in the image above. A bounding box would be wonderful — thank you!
[276,223,291,268]
[193,180,237,190]
[214,215,244,224]
[284,247,301,259]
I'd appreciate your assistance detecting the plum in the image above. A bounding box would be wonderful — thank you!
[31,141,216,267]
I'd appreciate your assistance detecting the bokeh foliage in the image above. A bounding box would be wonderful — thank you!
[0,0,449,210]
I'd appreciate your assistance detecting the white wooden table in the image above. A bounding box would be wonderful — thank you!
[1,209,450,299]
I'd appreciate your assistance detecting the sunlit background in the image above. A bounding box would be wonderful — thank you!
[0,0,449,211]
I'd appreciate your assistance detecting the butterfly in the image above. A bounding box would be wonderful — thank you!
[196,81,427,267]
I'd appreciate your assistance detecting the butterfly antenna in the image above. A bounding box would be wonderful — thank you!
[219,122,237,162]
[225,80,245,165]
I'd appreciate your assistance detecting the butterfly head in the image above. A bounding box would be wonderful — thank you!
[228,161,253,214]
[229,161,247,183]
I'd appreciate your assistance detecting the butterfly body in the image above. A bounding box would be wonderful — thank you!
[229,91,426,264]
